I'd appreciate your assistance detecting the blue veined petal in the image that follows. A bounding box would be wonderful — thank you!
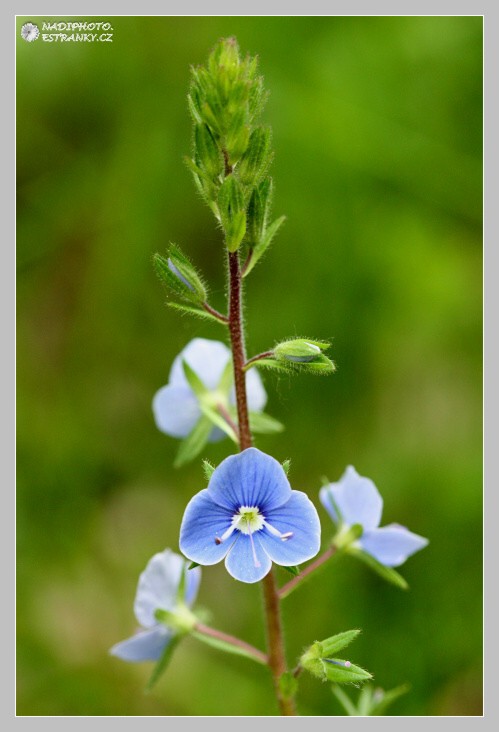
[109,626,171,662]
[320,466,383,530]
[207,448,292,512]
[135,550,191,628]
[152,384,201,438]
[258,491,321,565]
[179,489,236,565]
[169,338,231,391]
[224,535,272,583]
[359,524,429,567]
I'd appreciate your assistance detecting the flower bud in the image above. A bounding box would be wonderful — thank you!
[153,246,207,303]
[274,339,329,363]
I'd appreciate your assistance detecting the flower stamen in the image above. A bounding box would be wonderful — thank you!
[263,520,294,541]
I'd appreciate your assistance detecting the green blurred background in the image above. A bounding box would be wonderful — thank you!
[16,16,482,716]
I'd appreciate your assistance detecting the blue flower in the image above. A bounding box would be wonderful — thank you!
[153,338,267,441]
[179,448,321,583]
[110,549,201,662]
[320,466,428,567]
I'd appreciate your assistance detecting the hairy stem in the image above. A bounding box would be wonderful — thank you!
[202,302,229,323]
[227,248,296,716]
[244,351,275,370]
[278,545,337,599]
[194,622,268,665]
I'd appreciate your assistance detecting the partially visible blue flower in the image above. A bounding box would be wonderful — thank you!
[320,466,428,567]
[110,549,201,662]
[153,338,267,441]
[180,448,321,583]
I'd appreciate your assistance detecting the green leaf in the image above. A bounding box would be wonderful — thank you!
[182,360,208,399]
[368,683,410,715]
[281,564,300,576]
[322,659,372,684]
[357,684,374,715]
[251,354,336,375]
[191,631,266,665]
[174,416,213,468]
[146,636,181,691]
[331,685,360,716]
[153,249,206,304]
[320,629,362,657]
[166,302,225,325]
[202,460,215,481]
[199,402,239,444]
[347,547,409,590]
[248,411,284,434]
[243,215,286,277]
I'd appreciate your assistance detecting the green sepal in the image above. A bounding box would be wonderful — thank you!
[279,672,298,700]
[153,246,207,304]
[248,411,284,434]
[154,607,197,634]
[166,302,226,326]
[182,359,208,399]
[274,338,330,363]
[145,635,181,692]
[199,402,239,444]
[245,178,272,248]
[322,659,372,684]
[188,561,201,570]
[347,547,409,590]
[243,214,285,277]
[202,459,216,481]
[174,416,213,468]
[251,354,336,375]
[281,565,300,577]
[191,630,266,665]
[320,629,361,657]
[194,123,224,179]
[282,459,291,475]
[331,685,359,716]
[218,176,246,251]
[237,126,272,187]
[368,683,410,715]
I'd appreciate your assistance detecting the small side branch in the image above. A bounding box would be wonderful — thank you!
[202,302,229,324]
[194,622,268,665]
[244,351,274,370]
[278,546,337,599]
[217,403,240,441]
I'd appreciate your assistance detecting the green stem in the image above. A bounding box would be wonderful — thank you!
[227,248,296,716]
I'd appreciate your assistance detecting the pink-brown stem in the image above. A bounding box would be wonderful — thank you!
[278,545,337,600]
[194,622,268,665]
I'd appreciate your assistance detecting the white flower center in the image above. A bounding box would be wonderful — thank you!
[233,506,265,535]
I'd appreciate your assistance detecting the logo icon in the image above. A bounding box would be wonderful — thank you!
[21,22,40,42]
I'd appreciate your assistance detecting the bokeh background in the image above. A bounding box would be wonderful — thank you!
[17,16,482,716]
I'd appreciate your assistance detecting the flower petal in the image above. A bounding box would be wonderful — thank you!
[169,338,230,390]
[259,490,321,565]
[152,384,200,438]
[109,626,170,662]
[359,525,429,567]
[134,549,184,628]
[179,489,236,565]
[207,448,292,512]
[224,535,272,583]
[320,466,383,530]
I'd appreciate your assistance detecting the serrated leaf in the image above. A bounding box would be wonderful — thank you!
[199,402,239,444]
[348,548,409,590]
[145,636,181,691]
[191,631,266,665]
[321,629,361,657]
[243,215,286,277]
[202,460,215,481]
[166,302,225,325]
[248,411,284,434]
[323,659,372,684]
[174,416,213,468]
[368,683,410,715]
[182,359,208,399]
